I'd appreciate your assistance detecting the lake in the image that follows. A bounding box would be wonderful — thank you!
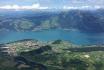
[0,29,104,45]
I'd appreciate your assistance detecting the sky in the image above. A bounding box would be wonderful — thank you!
[0,0,104,10]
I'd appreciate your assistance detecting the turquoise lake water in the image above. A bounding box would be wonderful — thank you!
[0,29,104,45]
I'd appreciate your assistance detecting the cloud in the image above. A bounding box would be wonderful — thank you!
[63,5,103,10]
[0,3,48,10]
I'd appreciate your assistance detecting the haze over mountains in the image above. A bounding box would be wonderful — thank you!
[0,9,104,33]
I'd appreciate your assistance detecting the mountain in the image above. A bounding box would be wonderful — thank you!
[0,9,104,33]
[59,9,104,33]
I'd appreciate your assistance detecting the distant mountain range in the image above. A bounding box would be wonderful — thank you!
[0,9,104,33]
